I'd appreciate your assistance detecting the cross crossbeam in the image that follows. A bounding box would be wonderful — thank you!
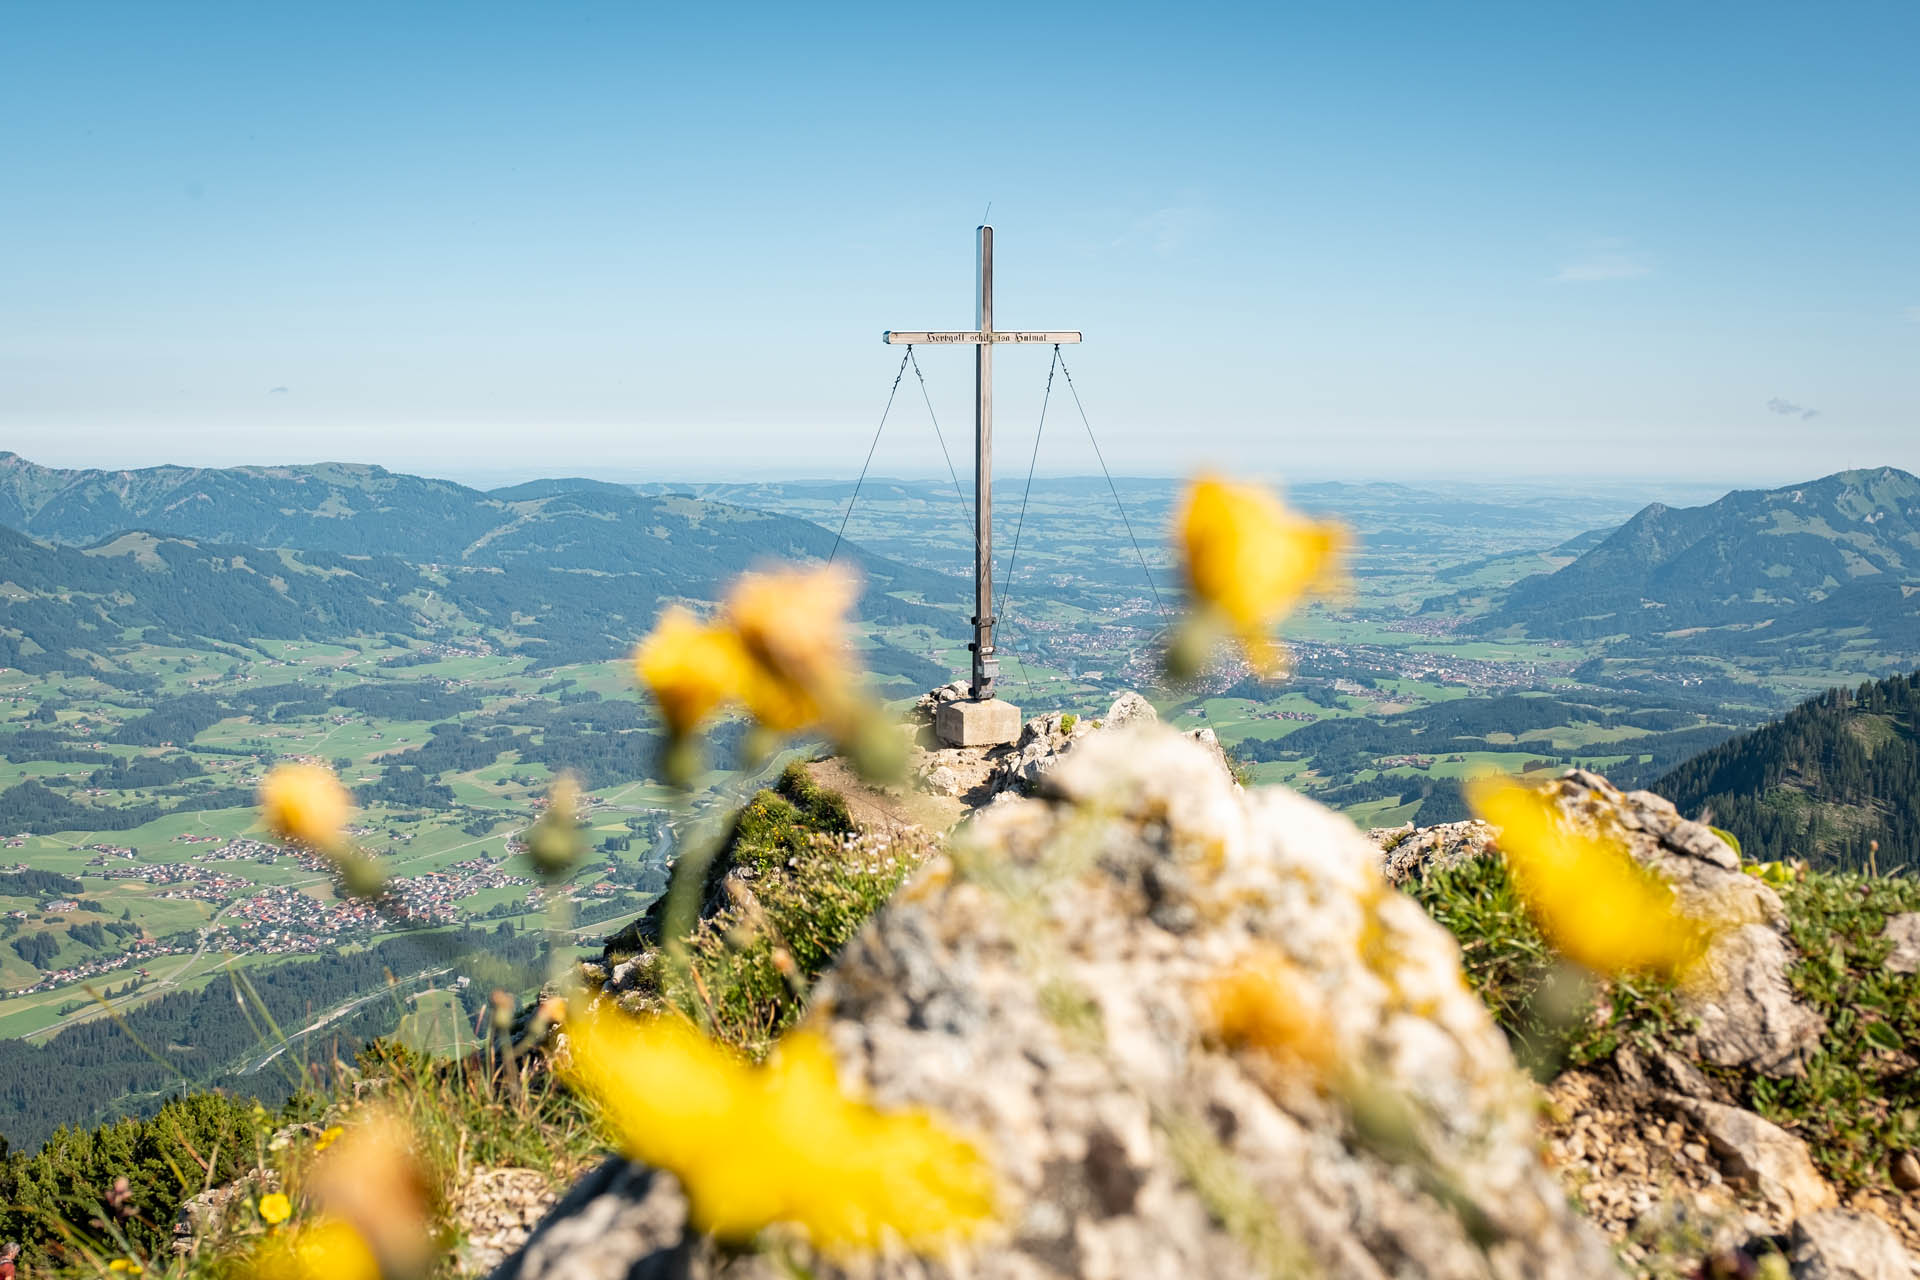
[883,226,1080,699]
[883,330,1081,345]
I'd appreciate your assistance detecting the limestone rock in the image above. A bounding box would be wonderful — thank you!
[1881,913,1920,975]
[1787,1208,1912,1280]
[1686,922,1829,1076]
[486,1160,693,1280]
[456,1167,561,1275]
[1181,725,1233,782]
[509,725,1615,1278]
[1663,1095,1835,1225]
[992,711,1090,795]
[1101,690,1157,730]
[1375,820,1496,886]
[172,1180,257,1257]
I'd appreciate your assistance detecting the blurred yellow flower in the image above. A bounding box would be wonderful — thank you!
[526,774,587,880]
[1468,775,1714,982]
[1201,947,1334,1074]
[314,1124,344,1153]
[107,1261,143,1275]
[247,1217,381,1280]
[723,564,859,697]
[633,606,754,740]
[304,1108,433,1278]
[258,1191,293,1226]
[566,1007,994,1250]
[1176,476,1346,677]
[259,763,352,851]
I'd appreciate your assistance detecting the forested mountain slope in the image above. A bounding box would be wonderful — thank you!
[1656,668,1920,872]
[1480,467,1920,652]
[0,452,950,599]
[0,457,960,674]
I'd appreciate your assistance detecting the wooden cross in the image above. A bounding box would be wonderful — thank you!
[884,225,1081,698]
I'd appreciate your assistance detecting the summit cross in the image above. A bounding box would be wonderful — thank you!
[883,225,1080,711]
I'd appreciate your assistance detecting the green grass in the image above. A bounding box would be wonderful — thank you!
[1412,851,1920,1198]
[608,763,929,1057]
[393,987,473,1057]
[1745,868,1920,1195]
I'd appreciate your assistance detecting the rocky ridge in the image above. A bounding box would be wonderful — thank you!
[505,721,1617,1277]
[490,698,1918,1279]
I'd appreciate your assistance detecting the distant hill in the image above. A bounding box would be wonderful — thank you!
[1479,467,1920,656]
[0,454,961,674]
[0,452,501,558]
[1656,668,1920,873]
[0,452,942,588]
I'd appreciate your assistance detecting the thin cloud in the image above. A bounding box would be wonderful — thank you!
[1766,397,1819,421]
[1903,306,1920,324]
[268,386,290,394]
[1550,249,1653,283]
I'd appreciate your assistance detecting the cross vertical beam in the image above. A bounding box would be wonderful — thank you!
[972,225,995,697]
[882,227,1080,711]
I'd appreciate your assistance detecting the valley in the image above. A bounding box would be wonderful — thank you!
[0,453,1916,1146]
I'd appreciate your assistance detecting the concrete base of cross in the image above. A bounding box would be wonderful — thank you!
[935,697,1022,748]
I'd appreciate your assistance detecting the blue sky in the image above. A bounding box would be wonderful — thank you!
[3,2,1915,485]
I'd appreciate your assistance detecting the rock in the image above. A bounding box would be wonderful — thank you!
[1890,1150,1920,1193]
[1375,820,1496,886]
[1882,914,1920,975]
[509,725,1616,1278]
[1687,923,1829,1077]
[1664,1096,1835,1225]
[1385,769,1826,1077]
[1102,690,1158,730]
[486,1159,694,1280]
[992,711,1086,795]
[908,681,971,727]
[1557,773,1823,1076]
[456,1167,560,1275]
[173,1180,256,1256]
[1787,1208,1912,1280]
[1369,821,1415,851]
[1182,725,1233,782]
[917,764,962,798]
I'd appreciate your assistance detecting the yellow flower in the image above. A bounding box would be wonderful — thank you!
[246,1217,382,1280]
[633,606,754,739]
[565,1007,994,1250]
[1176,476,1346,676]
[1468,775,1714,981]
[258,1191,293,1226]
[526,774,587,880]
[723,564,859,695]
[1201,946,1334,1074]
[108,1261,144,1275]
[259,763,353,851]
[314,1124,344,1153]
[304,1108,432,1278]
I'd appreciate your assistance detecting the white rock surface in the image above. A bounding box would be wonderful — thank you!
[1788,1208,1913,1280]
[1663,1096,1835,1225]
[1881,913,1920,975]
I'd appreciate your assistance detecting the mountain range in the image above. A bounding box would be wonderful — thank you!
[1479,467,1920,656]
[0,452,960,680]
